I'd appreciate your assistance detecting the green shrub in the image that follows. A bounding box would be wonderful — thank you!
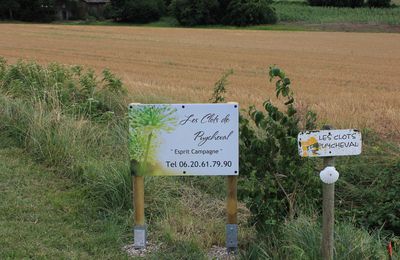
[111,0,166,23]
[222,0,277,26]
[367,0,391,7]
[238,67,320,231]
[336,135,400,235]
[169,0,220,26]
[307,0,364,8]
[209,66,319,231]
[103,3,116,20]
[170,0,277,26]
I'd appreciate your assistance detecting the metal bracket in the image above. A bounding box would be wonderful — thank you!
[226,224,238,252]
[133,225,147,249]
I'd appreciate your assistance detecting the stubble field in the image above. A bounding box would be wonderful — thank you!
[1,24,399,141]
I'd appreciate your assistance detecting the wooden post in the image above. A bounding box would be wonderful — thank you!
[132,164,146,249]
[322,125,335,260]
[134,176,145,226]
[129,103,146,249]
[226,175,238,253]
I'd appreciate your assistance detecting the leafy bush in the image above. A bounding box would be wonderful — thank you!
[111,0,166,23]
[169,0,220,26]
[222,0,277,26]
[367,0,391,7]
[308,0,364,8]
[103,3,116,20]
[170,0,277,26]
[211,66,319,231]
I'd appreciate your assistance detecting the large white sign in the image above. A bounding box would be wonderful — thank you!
[298,129,362,157]
[129,103,239,176]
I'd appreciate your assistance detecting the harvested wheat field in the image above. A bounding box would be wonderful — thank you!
[1,24,399,141]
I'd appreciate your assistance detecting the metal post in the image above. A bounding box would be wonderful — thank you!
[322,125,335,260]
[226,175,238,253]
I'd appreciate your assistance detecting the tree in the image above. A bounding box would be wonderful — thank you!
[110,0,166,23]
[0,0,20,19]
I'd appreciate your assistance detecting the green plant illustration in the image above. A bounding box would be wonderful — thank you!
[129,105,177,176]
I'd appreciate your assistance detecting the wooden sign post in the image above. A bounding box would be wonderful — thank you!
[226,175,238,253]
[298,126,362,260]
[133,175,146,248]
[321,126,335,260]
[128,103,239,251]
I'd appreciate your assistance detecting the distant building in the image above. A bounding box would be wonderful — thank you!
[56,0,111,21]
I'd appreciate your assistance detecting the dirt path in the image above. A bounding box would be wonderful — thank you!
[1,24,399,141]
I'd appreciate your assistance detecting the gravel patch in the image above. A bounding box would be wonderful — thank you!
[122,242,160,258]
[123,243,239,259]
[207,245,239,260]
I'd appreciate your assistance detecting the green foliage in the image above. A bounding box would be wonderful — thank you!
[238,66,319,231]
[222,0,277,26]
[209,69,233,103]
[103,3,117,20]
[367,0,391,7]
[0,60,126,122]
[0,58,131,210]
[241,215,388,259]
[170,0,277,26]
[273,1,400,25]
[0,0,57,21]
[307,0,364,8]
[111,0,166,23]
[0,0,20,19]
[336,134,400,235]
[169,0,221,26]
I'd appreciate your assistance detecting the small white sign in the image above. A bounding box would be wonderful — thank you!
[129,103,239,176]
[298,129,362,157]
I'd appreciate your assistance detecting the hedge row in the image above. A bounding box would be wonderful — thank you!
[109,0,277,26]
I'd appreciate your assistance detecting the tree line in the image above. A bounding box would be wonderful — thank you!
[107,0,277,26]
[0,0,75,22]
[0,0,278,26]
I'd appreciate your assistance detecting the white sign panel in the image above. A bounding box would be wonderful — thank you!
[298,129,362,157]
[129,103,239,176]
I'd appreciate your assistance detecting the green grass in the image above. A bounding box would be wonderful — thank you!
[1,58,398,259]
[0,137,130,259]
[0,58,253,259]
[240,215,390,259]
[273,1,400,25]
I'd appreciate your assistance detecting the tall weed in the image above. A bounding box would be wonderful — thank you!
[0,58,131,210]
[241,215,388,259]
